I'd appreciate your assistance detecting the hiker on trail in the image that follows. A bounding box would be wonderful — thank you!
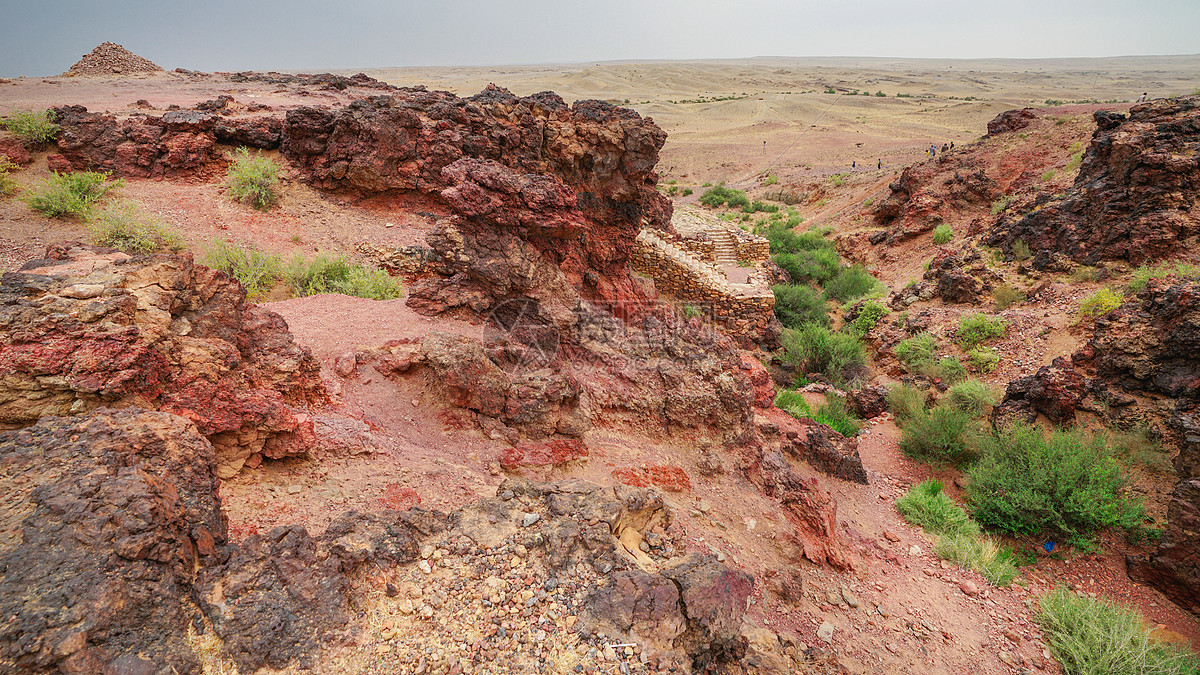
[851,160,856,170]
[877,158,882,170]
[949,142,954,150]
[941,143,949,153]
[930,144,937,157]
[1138,92,1148,102]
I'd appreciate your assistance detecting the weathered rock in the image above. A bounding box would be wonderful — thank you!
[846,385,889,418]
[62,42,163,77]
[988,96,1200,265]
[923,246,1001,304]
[986,108,1038,135]
[0,135,32,164]
[0,409,223,674]
[993,356,1087,427]
[0,244,325,476]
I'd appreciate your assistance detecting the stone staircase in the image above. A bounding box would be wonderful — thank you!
[711,228,739,264]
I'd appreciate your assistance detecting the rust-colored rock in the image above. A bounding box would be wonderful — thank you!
[986,108,1038,135]
[993,356,1088,427]
[988,96,1200,265]
[0,244,325,476]
[62,42,163,77]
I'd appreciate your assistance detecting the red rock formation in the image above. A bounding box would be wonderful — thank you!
[988,96,1200,265]
[0,244,325,476]
[986,108,1037,135]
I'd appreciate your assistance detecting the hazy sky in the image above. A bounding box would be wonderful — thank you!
[2,0,1197,76]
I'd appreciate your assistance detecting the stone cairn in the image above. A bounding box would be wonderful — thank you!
[63,42,163,76]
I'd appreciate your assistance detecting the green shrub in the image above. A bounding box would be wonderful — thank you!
[824,265,880,302]
[992,283,1025,310]
[897,480,1019,586]
[773,248,840,285]
[681,188,693,196]
[967,425,1145,545]
[895,333,937,365]
[956,313,1007,350]
[1080,288,1123,319]
[932,223,953,245]
[774,389,812,417]
[0,158,18,197]
[284,253,403,300]
[760,223,835,255]
[899,406,977,464]
[781,324,865,385]
[1011,237,1031,260]
[944,380,997,417]
[1072,265,1102,283]
[89,201,184,254]
[763,174,778,186]
[1037,586,1200,675]
[812,392,860,436]
[848,300,888,334]
[771,284,829,328]
[202,238,283,299]
[26,171,124,220]
[1,109,59,147]
[967,347,1000,373]
[226,147,280,210]
[990,196,1012,215]
[887,384,928,422]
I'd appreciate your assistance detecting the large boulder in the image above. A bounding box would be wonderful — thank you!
[0,244,325,476]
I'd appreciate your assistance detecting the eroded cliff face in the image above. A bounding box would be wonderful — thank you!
[0,244,325,476]
[988,96,1200,265]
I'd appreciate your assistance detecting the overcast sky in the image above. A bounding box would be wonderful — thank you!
[2,0,1197,77]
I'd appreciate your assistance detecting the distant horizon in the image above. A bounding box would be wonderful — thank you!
[2,0,1197,78]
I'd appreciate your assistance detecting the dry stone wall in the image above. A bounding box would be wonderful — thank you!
[633,230,776,343]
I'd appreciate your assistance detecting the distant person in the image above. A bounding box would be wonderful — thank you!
[949,142,954,150]
[878,158,882,170]
[941,143,949,153]
[851,160,856,170]
[1138,92,1148,102]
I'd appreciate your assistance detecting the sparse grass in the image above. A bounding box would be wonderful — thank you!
[202,238,283,299]
[781,324,865,386]
[681,303,701,319]
[932,223,953,245]
[956,313,1007,350]
[1127,262,1200,294]
[1072,266,1102,283]
[226,147,280,210]
[967,347,1001,373]
[895,333,938,366]
[1,109,59,147]
[1037,586,1200,675]
[771,284,829,328]
[897,480,1018,586]
[823,264,881,302]
[284,253,403,300]
[899,406,978,464]
[1079,288,1123,319]
[776,390,861,437]
[916,356,968,383]
[89,201,184,254]
[1042,169,1057,182]
[26,171,123,220]
[944,380,998,417]
[763,174,778,186]
[992,283,1026,310]
[1108,428,1175,474]
[967,425,1145,547]
[990,195,1012,215]
[887,384,928,422]
[681,187,693,196]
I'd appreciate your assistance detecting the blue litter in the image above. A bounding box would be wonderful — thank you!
[1044,541,1055,553]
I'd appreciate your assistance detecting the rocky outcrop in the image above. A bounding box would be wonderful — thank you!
[51,105,282,178]
[988,96,1200,265]
[992,356,1087,428]
[872,165,1000,245]
[922,246,1001,304]
[986,108,1037,135]
[0,244,325,476]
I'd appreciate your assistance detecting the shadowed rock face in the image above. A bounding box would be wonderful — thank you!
[988,96,1200,265]
[0,244,325,476]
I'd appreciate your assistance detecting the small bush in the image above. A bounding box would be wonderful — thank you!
[681,188,693,196]
[848,300,888,334]
[967,347,1000,373]
[284,253,403,300]
[226,147,280,210]
[824,265,880,302]
[1037,586,1200,675]
[89,201,184,254]
[956,313,1007,350]
[202,238,283,299]
[760,223,835,256]
[1080,288,1123,319]
[1,109,59,147]
[0,158,18,197]
[771,284,829,328]
[990,195,1012,215]
[812,393,861,437]
[887,384,928,422]
[1072,265,1102,283]
[932,223,953,245]
[899,406,977,464]
[26,171,124,220]
[897,480,1018,586]
[967,425,1145,545]
[774,389,812,417]
[773,248,840,285]
[781,324,865,385]
[1011,238,1031,260]
[897,480,976,535]
[944,380,997,417]
[895,333,937,366]
[992,283,1025,310]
